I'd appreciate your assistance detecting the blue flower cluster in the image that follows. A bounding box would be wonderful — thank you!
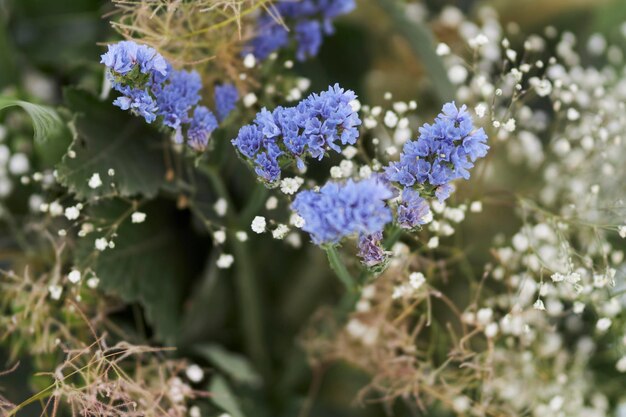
[385,102,489,202]
[214,83,239,121]
[247,0,356,61]
[357,232,386,267]
[291,177,393,245]
[232,84,361,183]
[101,41,238,150]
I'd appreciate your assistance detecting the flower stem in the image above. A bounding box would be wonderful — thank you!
[324,246,356,292]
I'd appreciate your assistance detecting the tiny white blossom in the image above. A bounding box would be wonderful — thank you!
[131,212,146,224]
[359,165,372,179]
[280,177,302,195]
[185,364,204,383]
[95,237,108,251]
[68,270,82,284]
[88,173,102,189]
[243,53,256,68]
[8,153,29,175]
[503,118,516,132]
[272,224,290,239]
[618,225,626,238]
[427,236,439,249]
[64,206,80,221]
[264,196,279,211]
[216,253,234,269]
[616,356,626,373]
[189,406,202,417]
[330,166,343,178]
[213,198,228,217]
[470,201,483,213]
[596,317,612,332]
[484,322,499,338]
[474,103,487,118]
[436,42,450,56]
[49,201,63,217]
[87,276,100,289]
[251,216,266,233]
[48,285,63,300]
[342,146,358,159]
[533,299,546,310]
[236,231,248,242]
[290,213,305,228]
[214,230,227,244]
[243,93,258,108]
[384,110,398,128]
[285,232,301,248]
[108,168,115,176]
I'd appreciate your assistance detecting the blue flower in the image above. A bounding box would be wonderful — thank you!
[291,177,393,245]
[397,189,431,229]
[214,83,239,121]
[385,101,488,201]
[101,40,168,78]
[232,125,265,159]
[357,231,386,267]
[187,106,218,151]
[295,20,323,61]
[231,84,361,183]
[156,69,202,130]
[248,0,356,61]
[112,87,159,123]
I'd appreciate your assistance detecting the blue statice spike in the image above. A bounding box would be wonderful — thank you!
[214,83,239,121]
[187,106,218,151]
[397,189,431,230]
[357,231,386,267]
[101,40,168,78]
[112,87,159,123]
[156,69,202,130]
[248,0,356,62]
[231,84,361,183]
[101,40,230,151]
[385,101,489,202]
[291,177,393,245]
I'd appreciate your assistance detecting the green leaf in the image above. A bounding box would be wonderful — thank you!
[56,88,167,201]
[75,199,201,342]
[194,344,262,387]
[209,375,246,417]
[0,97,63,143]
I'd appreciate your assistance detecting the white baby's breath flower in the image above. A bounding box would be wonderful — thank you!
[596,317,612,332]
[290,213,305,228]
[87,276,100,289]
[131,211,146,224]
[68,270,81,284]
[427,236,439,249]
[533,299,546,310]
[470,201,483,213]
[280,177,302,195]
[272,224,290,239]
[88,173,102,189]
[265,196,278,210]
[185,364,204,383]
[95,237,108,251]
[213,198,227,217]
[330,166,343,178]
[49,201,63,217]
[243,53,256,68]
[342,146,358,159]
[213,230,226,244]
[216,254,234,269]
[436,42,451,56]
[64,206,80,221]
[243,93,258,107]
[236,231,248,242]
[618,225,626,238]
[251,216,266,233]
[48,285,63,300]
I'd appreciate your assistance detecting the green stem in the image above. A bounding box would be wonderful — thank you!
[324,246,356,292]
[383,224,403,250]
[239,183,269,226]
[376,0,454,103]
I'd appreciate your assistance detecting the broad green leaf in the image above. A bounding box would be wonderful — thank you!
[194,344,262,387]
[57,88,167,200]
[209,375,246,417]
[75,199,201,342]
[0,97,63,143]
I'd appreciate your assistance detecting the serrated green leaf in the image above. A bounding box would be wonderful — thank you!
[194,344,262,387]
[56,88,167,201]
[209,375,246,417]
[0,96,63,143]
[76,199,201,342]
